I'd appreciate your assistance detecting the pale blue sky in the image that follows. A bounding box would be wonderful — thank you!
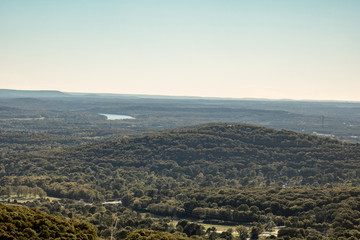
[1,0,359,100]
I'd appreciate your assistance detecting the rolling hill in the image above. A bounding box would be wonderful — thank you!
[2,123,360,239]
[16,123,360,186]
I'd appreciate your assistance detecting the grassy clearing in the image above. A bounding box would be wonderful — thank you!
[169,219,240,233]
[169,219,279,238]
[2,195,61,203]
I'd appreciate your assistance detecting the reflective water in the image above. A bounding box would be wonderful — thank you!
[99,113,135,120]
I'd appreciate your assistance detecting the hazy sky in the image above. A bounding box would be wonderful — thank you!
[1,1,359,101]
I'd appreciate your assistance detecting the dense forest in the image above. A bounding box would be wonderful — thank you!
[1,122,360,239]
[1,91,360,239]
[0,203,96,239]
[3,123,360,190]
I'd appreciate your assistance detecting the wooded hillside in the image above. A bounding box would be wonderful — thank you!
[0,203,96,240]
[2,123,360,239]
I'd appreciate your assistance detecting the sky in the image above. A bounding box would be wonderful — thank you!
[1,0,359,101]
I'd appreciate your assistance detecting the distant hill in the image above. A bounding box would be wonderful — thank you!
[5,123,359,192]
[57,123,359,186]
[1,89,360,143]
[0,89,70,98]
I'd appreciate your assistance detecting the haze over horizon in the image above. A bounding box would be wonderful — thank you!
[1,1,359,101]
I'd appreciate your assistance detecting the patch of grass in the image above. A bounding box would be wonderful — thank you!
[2,195,61,203]
[169,220,243,234]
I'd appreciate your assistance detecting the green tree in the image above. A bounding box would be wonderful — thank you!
[235,225,248,240]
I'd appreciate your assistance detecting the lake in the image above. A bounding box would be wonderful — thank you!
[99,113,135,120]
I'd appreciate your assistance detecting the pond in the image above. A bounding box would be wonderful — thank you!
[99,113,135,120]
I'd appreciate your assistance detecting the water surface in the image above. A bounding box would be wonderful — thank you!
[99,113,135,120]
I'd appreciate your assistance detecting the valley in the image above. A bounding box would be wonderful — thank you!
[1,90,360,239]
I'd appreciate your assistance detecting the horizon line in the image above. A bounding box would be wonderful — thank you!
[1,88,360,103]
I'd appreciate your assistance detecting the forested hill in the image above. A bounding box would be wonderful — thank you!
[3,123,360,239]
[0,203,97,239]
[17,123,360,188]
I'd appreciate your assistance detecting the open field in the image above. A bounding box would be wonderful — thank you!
[1,195,62,204]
